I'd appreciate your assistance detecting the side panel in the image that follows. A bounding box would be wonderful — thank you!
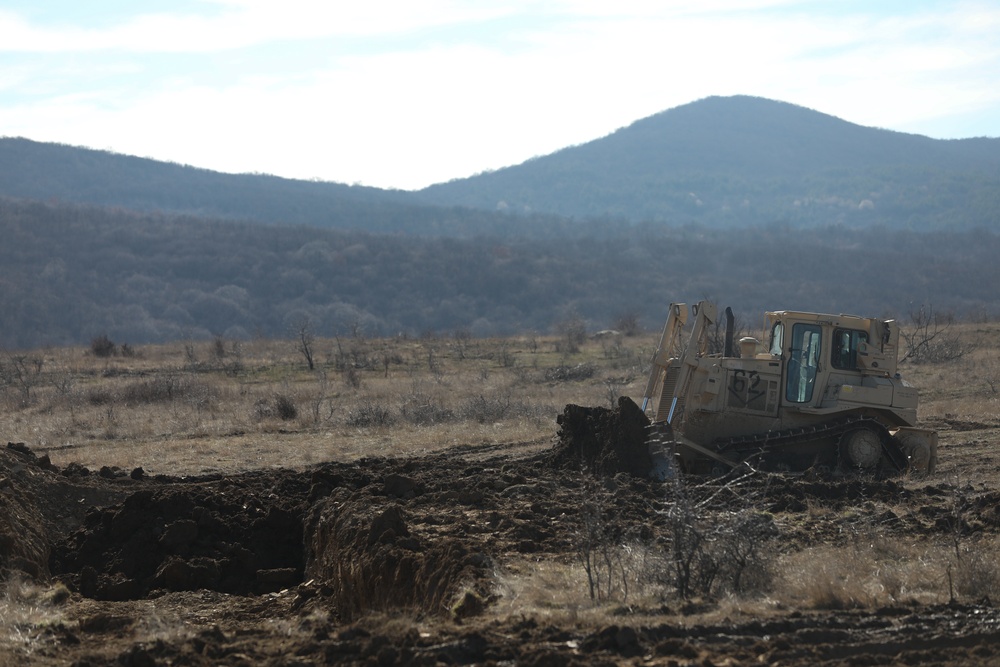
[834,379,894,407]
[723,359,781,417]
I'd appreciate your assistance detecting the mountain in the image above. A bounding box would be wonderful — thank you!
[2,96,999,234]
[417,95,1000,229]
[0,137,576,238]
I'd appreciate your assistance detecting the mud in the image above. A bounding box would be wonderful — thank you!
[3,413,1000,665]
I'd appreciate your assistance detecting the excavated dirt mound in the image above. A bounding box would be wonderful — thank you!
[51,470,312,600]
[0,449,49,580]
[1,443,133,580]
[552,396,653,476]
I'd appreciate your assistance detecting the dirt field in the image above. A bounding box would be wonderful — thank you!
[3,329,1000,665]
[2,400,1000,665]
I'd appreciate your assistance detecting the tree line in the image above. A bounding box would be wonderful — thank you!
[1,196,998,350]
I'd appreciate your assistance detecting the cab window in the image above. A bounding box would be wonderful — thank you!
[769,322,783,356]
[786,323,821,403]
[831,329,868,370]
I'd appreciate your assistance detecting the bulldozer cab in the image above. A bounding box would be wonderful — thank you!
[764,310,906,418]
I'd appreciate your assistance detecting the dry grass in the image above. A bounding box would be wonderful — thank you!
[775,534,1000,609]
[0,333,651,476]
[0,578,72,660]
[491,550,671,624]
[4,319,992,476]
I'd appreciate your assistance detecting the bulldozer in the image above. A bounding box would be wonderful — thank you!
[641,301,937,476]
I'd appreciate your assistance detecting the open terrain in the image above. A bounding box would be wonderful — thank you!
[2,321,1000,665]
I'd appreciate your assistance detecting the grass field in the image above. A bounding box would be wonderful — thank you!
[3,317,1000,664]
[3,317,997,476]
[1,330,651,475]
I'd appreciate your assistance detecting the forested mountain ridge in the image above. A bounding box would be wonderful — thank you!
[418,95,1000,229]
[0,136,582,238]
[2,195,999,349]
[2,95,998,234]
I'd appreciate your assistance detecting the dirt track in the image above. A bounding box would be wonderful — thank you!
[3,399,1000,666]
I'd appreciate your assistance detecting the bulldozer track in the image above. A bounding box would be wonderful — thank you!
[716,415,909,472]
[646,415,910,474]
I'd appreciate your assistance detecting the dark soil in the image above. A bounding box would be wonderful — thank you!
[3,408,1000,666]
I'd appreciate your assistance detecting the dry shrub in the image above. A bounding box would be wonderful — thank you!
[459,390,541,424]
[85,376,216,406]
[652,472,778,602]
[398,390,454,425]
[90,334,116,358]
[544,363,597,383]
[347,401,394,427]
[252,393,298,422]
[954,538,1000,602]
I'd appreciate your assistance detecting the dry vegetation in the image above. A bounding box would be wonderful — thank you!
[0,330,643,476]
[2,317,1000,665]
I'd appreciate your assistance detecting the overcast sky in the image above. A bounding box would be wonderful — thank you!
[2,1,998,190]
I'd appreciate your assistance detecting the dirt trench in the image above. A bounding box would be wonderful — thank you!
[3,398,649,616]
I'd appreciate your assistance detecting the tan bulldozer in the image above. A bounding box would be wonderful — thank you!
[642,301,937,476]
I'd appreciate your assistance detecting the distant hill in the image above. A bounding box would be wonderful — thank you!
[0,137,577,238]
[3,96,999,234]
[418,95,1000,230]
[2,196,999,349]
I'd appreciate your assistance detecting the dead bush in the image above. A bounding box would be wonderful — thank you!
[658,473,777,600]
[90,334,117,358]
[398,391,454,425]
[613,312,641,337]
[544,363,596,383]
[86,376,216,407]
[554,314,587,354]
[900,304,975,364]
[953,543,1000,602]
[347,401,394,427]
[576,488,633,603]
[252,394,298,422]
[458,391,539,423]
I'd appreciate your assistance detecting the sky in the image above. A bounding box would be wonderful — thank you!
[1,1,998,191]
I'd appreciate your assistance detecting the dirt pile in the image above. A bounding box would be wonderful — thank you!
[50,469,312,600]
[552,396,652,476]
[27,448,594,618]
[0,444,50,579]
[0,443,135,580]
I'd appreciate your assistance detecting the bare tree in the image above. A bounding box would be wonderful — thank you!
[613,311,642,337]
[555,312,587,354]
[294,318,316,371]
[900,304,973,364]
[0,348,44,405]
